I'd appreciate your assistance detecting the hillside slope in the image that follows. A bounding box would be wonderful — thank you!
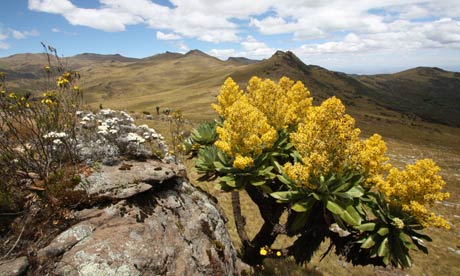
[358,67,460,127]
[1,50,459,129]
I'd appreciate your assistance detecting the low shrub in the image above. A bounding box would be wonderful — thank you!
[0,45,82,211]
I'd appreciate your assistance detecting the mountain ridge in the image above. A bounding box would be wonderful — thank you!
[1,50,459,128]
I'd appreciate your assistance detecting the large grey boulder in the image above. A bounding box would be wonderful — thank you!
[31,161,248,276]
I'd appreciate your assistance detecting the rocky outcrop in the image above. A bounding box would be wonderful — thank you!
[2,161,248,276]
[0,109,249,276]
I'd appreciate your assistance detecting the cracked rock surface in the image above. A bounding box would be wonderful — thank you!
[28,162,248,276]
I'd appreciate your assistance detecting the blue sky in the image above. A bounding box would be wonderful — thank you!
[1,0,460,74]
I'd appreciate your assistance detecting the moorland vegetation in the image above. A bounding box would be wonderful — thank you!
[0,47,458,275]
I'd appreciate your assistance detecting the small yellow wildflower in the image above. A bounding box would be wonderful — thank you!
[259,248,268,256]
[276,251,282,257]
[57,77,70,88]
[8,92,17,99]
[73,85,79,91]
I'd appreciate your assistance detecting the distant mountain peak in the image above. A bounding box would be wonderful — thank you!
[267,50,309,71]
[270,50,300,61]
[185,49,210,57]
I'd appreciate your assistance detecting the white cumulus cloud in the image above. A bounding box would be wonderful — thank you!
[10,29,39,39]
[209,36,275,60]
[176,41,189,53]
[26,0,460,71]
[0,26,39,51]
[156,31,182,40]
[208,48,237,59]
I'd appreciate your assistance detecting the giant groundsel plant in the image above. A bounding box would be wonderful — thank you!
[186,76,449,268]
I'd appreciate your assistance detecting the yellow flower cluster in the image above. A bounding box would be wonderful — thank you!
[377,159,450,228]
[247,76,312,129]
[212,76,312,130]
[57,76,70,88]
[215,95,277,169]
[212,78,243,117]
[286,97,362,179]
[56,71,78,88]
[354,134,389,173]
[212,76,313,169]
[41,91,57,105]
[351,134,391,186]
[2,92,30,109]
[233,154,255,170]
[284,161,316,189]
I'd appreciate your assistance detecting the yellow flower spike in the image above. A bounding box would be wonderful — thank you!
[246,76,312,129]
[212,77,243,117]
[286,96,362,180]
[378,159,450,228]
[214,96,277,165]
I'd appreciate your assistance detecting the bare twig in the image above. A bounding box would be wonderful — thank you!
[2,225,25,259]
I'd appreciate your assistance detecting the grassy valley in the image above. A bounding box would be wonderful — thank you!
[1,50,459,275]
